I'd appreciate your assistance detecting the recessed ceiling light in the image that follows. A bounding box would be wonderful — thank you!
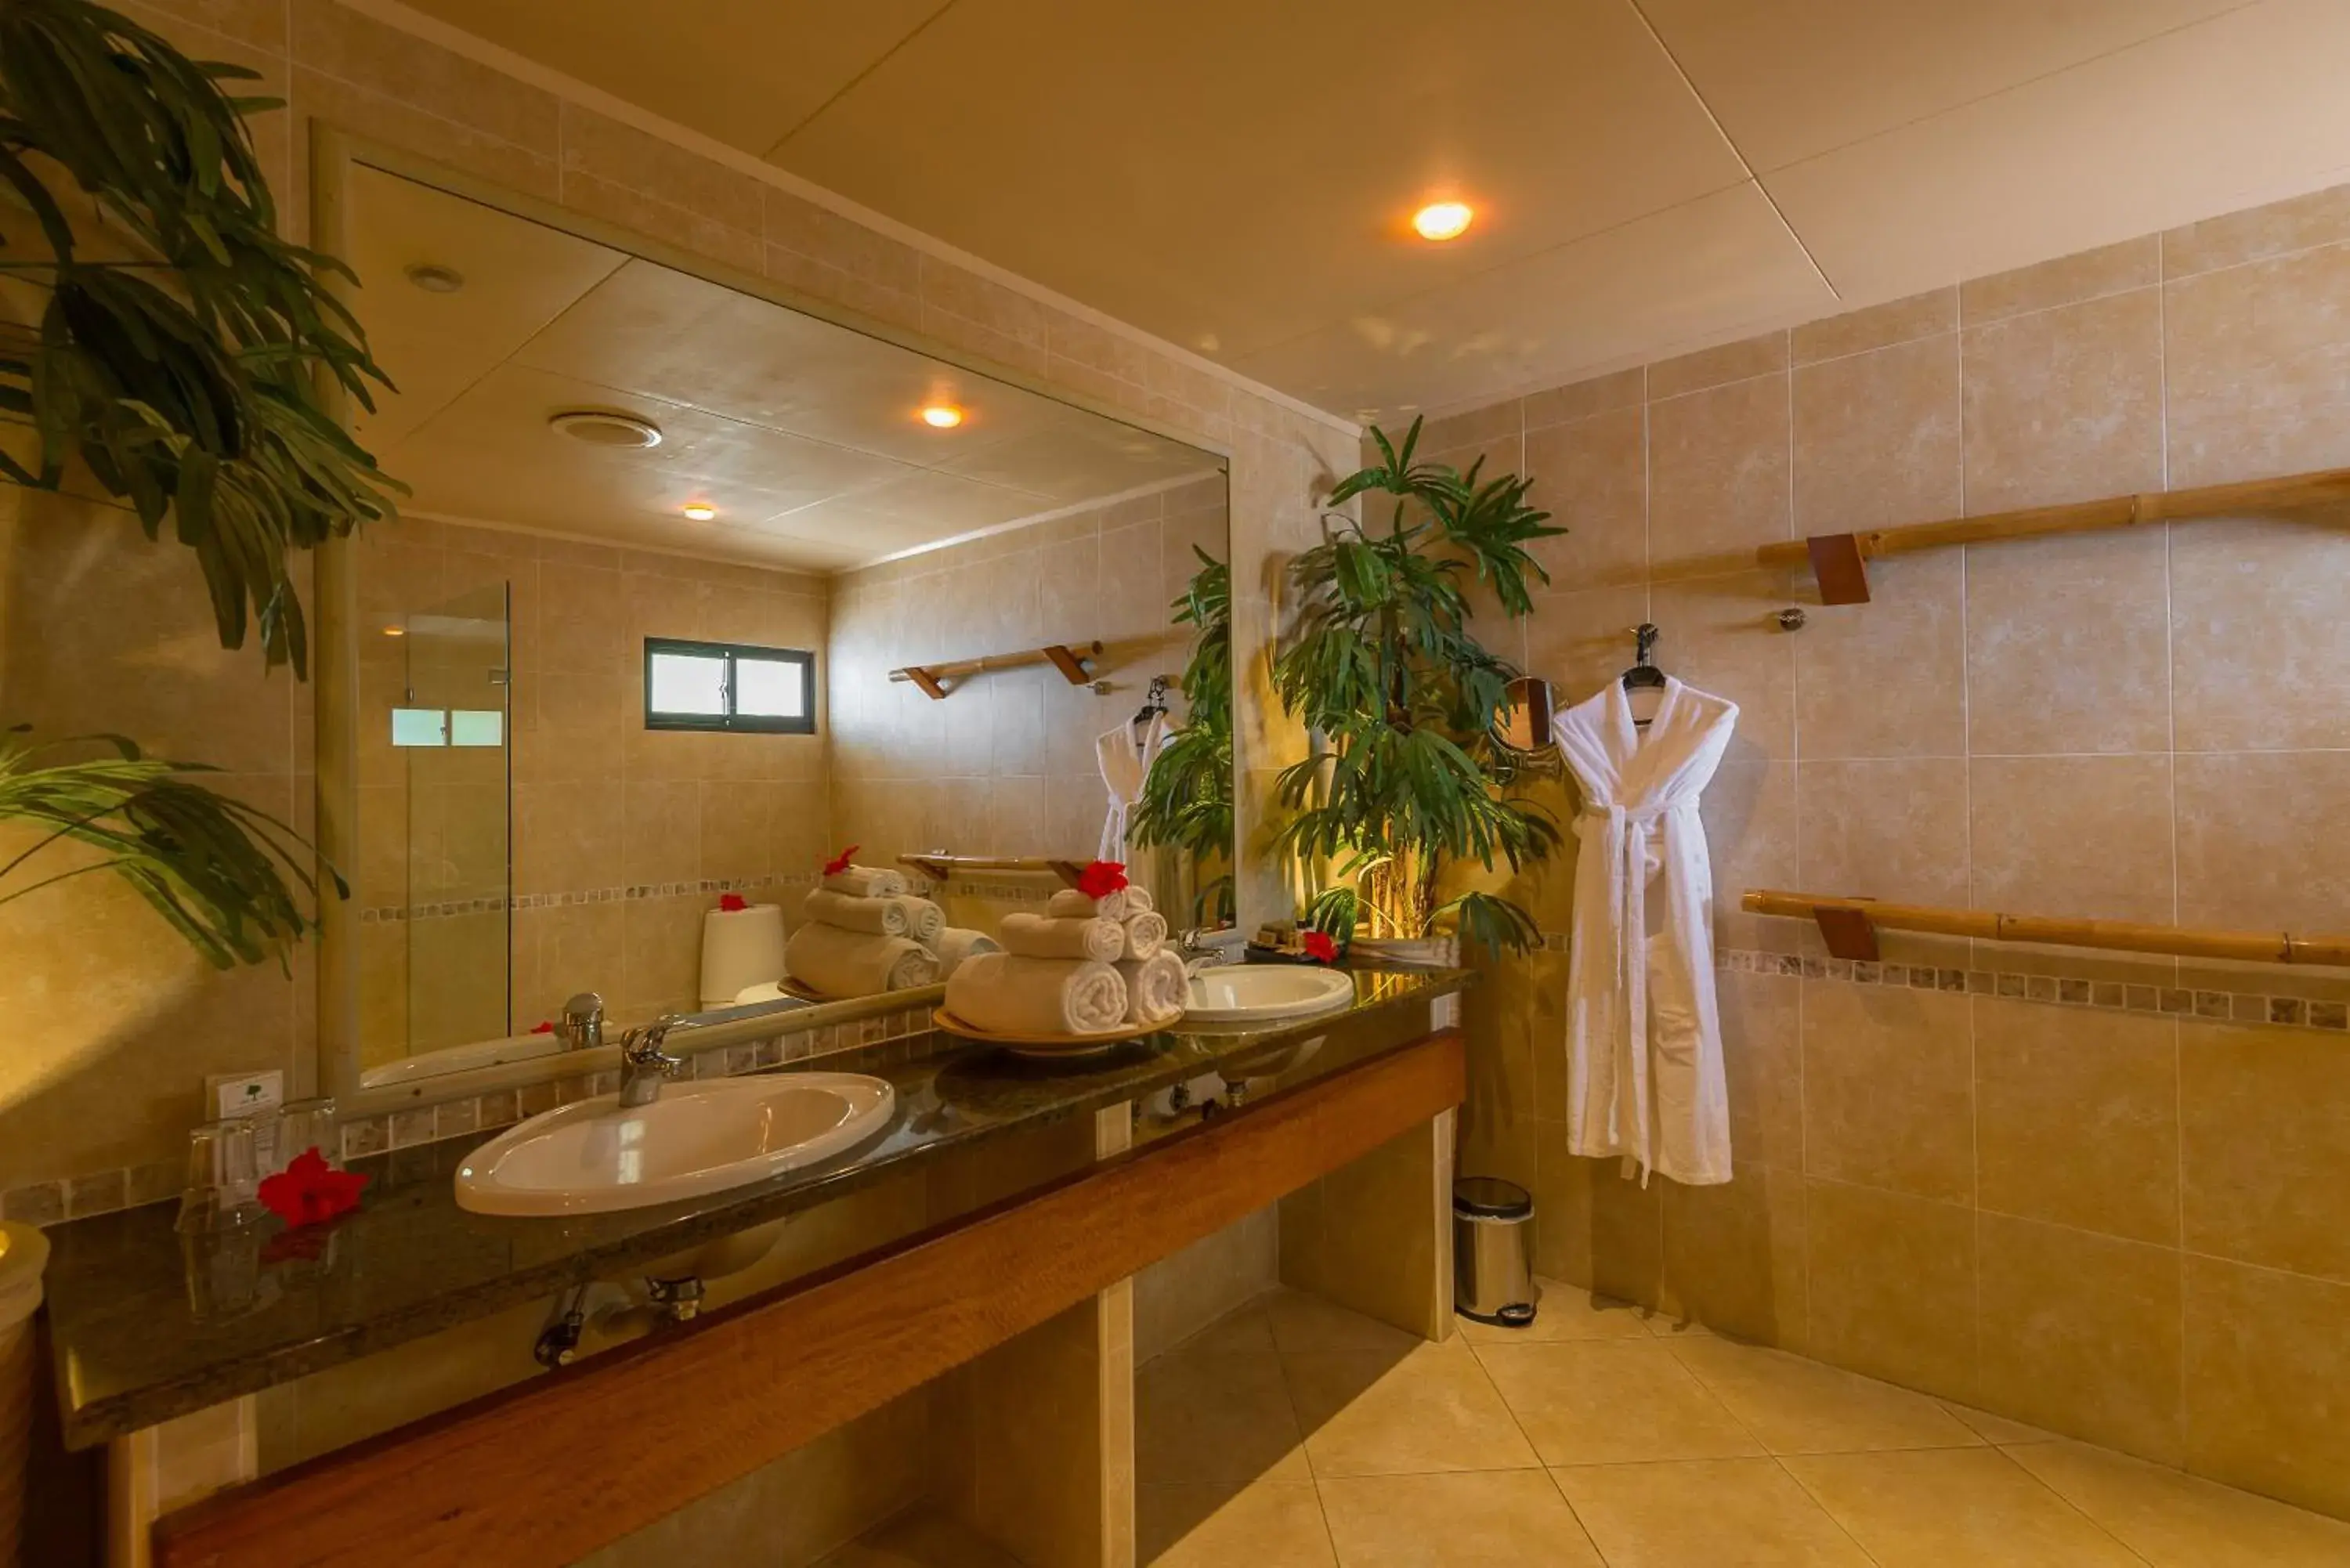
[920,405,964,429]
[549,410,663,449]
[403,262,465,294]
[682,503,717,521]
[382,625,406,638]
[1411,201,1474,241]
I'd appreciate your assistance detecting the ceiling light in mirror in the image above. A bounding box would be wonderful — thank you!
[920,404,964,428]
[1411,201,1474,241]
[682,503,717,521]
[549,409,663,448]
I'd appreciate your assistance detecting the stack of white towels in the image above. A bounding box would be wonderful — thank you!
[945,883,1187,1035]
[785,863,1002,999]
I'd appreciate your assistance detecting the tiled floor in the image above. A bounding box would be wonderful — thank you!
[1135,1284,2350,1568]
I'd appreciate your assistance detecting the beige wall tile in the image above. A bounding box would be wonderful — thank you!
[1802,981,1973,1203]
[1650,330,1788,400]
[2174,751,2350,933]
[1659,1167,1809,1349]
[1792,287,1959,366]
[1975,999,2178,1245]
[2164,181,2350,278]
[1976,1213,2183,1464]
[1963,238,2161,325]
[1647,373,1791,578]
[291,2,558,154]
[1805,1179,1978,1401]
[1521,583,1649,695]
[1964,528,2171,755]
[1523,367,1643,431]
[1968,757,2175,925]
[1782,1447,2144,1566]
[2179,1020,2350,1283]
[1717,970,1802,1172]
[1796,758,1969,906]
[1649,570,1795,759]
[1414,401,1519,457]
[1474,1339,1759,1466]
[2165,243,2350,488]
[1530,1140,1663,1306]
[2170,516,2350,751]
[1556,1458,1869,1566]
[1793,332,1961,536]
[1793,552,1965,758]
[1702,759,1799,951]
[1522,405,1646,590]
[1961,287,2164,513]
[2183,1255,2350,1519]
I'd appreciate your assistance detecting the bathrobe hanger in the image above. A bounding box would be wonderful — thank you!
[1130,675,1170,738]
[1621,623,1668,727]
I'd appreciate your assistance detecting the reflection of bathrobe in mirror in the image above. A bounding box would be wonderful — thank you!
[1096,713,1171,862]
[1553,677,1737,1186]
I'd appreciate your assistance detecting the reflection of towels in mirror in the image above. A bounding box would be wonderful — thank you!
[822,865,906,899]
[802,888,908,936]
[891,896,946,947]
[946,952,1128,1035]
[1048,883,1154,923]
[928,927,1000,975]
[1095,714,1171,861]
[786,923,938,998]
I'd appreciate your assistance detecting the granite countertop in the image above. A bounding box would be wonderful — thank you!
[42,966,1469,1448]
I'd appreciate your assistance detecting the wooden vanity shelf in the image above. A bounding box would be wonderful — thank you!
[891,639,1104,699]
[899,854,1089,887]
[1744,888,2350,966]
[1759,462,2350,605]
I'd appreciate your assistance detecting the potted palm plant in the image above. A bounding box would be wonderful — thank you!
[1129,546,1234,927]
[1271,419,1562,961]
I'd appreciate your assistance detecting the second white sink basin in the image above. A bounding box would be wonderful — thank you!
[454,1072,895,1216]
[1184,965,1355,1024]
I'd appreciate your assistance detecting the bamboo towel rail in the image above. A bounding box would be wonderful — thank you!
[1759,463,2350,605]
[891,640,1103,698]
[900,854,1088,887]
[1743,889,2350,968]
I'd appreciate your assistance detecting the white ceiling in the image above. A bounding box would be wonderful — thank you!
[345,166,1220,571]
[403,0,2350,421]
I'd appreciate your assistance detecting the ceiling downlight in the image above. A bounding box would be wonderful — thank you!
[548,409,664,449]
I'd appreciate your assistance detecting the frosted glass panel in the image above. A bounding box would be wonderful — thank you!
[649,650,727,716]
[450,709,504,746]
[735,656,806,718]
[391,707,447,747]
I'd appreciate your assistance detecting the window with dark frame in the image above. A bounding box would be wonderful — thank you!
[642,638,816,734]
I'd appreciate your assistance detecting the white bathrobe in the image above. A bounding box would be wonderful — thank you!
[1553,677,1737,1187]
[1094,713,1171,862]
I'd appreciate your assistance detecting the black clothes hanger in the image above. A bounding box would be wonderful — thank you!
[1132,674,1170,735]
[1622,623,1667,725]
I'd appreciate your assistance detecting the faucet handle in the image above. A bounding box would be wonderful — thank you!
[556,992,604,1051]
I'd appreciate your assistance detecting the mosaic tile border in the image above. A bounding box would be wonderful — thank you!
[360,873,819,924]
[0,1003,940,1230]
[1718,948,2350,1032]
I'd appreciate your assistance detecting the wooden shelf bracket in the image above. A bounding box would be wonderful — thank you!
[889,639,1105,699]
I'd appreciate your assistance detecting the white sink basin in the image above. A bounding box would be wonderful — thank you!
[454,1072,894,1216]
[1184,965,1355,1024]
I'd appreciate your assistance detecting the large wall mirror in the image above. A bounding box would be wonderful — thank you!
[323,152,1230,1102]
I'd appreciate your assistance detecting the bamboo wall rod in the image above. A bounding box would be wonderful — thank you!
[890,640,1103,698]
[900,854,1088,887]
[1742,888,2350,968]
[1758,463,2350,605]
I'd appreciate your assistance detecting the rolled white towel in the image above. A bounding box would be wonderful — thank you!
[803,887,909,937]
[891,895,946,947]
[928,927,1001,976]
[1122,910,1169,961]
[823,865,906,899]
[947,952,1129,1035]
[1117,950,1187,1025]
[1047,885,1150,923]
[1000,911,1125,963]
[786,922,939,998]
[1121,883,1155,916]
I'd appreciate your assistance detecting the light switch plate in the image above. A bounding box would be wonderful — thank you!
[207,1069,284,1122]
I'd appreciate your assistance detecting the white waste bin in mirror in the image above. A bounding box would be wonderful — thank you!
[1183,966,1354,1024]
[454,1073,894,1216]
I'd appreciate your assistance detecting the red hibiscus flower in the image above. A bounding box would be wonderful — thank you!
[822,844,862,876]
[1300,930,1338,964]
[257,1147,371,1228]
[1076,860,1130,900]
[718,892,749,912]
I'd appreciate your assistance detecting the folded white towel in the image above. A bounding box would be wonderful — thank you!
[786,922,938,999]
[1122,911,1169,961]
[1000,911,1126,963]
[928,927,1001,975]
[824,865,906,899]
[1047,882,1154,923]
[947,952,1129,1035]
[1117,950,1187,1025]
[803,887,908,937]
[892,895,946,947]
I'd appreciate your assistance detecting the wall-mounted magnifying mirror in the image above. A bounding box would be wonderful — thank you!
[1495,674,1556,754]
[325,157,1230,1104]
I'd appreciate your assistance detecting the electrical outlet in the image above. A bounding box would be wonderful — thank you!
[206,1069,284,1122]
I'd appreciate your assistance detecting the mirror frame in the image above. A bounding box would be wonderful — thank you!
[309,124,1235,1116]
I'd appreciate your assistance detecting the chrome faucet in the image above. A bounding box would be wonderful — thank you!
[556,992,605,1052]
[617,1017,687,1108]
[1176,926,1241,975]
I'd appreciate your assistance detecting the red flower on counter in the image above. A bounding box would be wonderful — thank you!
[718,892,749,912]
[529,1020,555,1034]
[1300,930,1338,964]
[822,844,862,876]
[257,1147,370,1228]
[1076,860,1130,899]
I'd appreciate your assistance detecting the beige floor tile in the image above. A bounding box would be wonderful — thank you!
[1265,1288,1423,1355]
[1940,1400,2059,1445]
[1554,1458,1873,1567]
[1784,1448,2142,1566]
[1282,1340,1540,1478]
[1476,1340,1763,1467]
[1162,1297,1278,1360]
[1670,1335,1983,1454]
[814,1506,1027,1568]
[2008,1439,2350,1566]
[1453,1278,1653,1344]
[1140,1479,1336,1568]
[1138,1349,1311,1486]
[1318,1470,1603,1566]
